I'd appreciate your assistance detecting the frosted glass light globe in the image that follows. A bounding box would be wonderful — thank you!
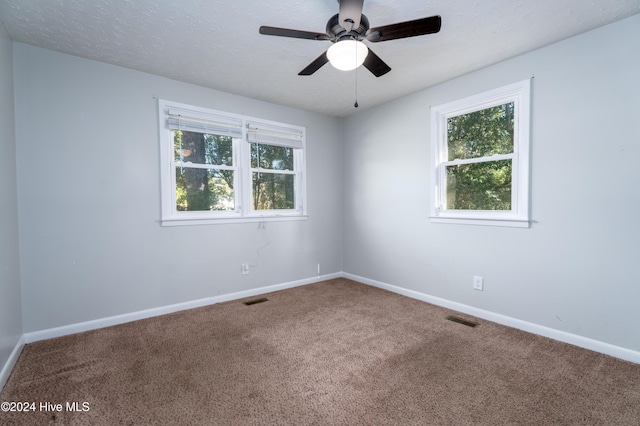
[327,40,369,71]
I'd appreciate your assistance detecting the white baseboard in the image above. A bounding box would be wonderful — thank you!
[343,272,640,364]
[0,335,25,391]
[24,272,342,344]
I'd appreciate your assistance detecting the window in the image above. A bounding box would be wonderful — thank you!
[430,80,531,228]
[158,100,306,226]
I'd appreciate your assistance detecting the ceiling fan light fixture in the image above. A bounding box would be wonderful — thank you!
[327,40,368,71]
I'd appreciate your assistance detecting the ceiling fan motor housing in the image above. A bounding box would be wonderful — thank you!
[327,13,370,42]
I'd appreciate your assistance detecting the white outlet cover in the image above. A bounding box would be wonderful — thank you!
[473,276,484,290]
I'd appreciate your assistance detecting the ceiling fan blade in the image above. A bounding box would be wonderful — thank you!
[298,51,329,76]
[362,48,391,77]
[338,0,364,31]
[260,26,330,41]
[366,15,441,42]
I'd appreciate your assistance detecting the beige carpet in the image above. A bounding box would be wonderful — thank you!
[1,278,639,425]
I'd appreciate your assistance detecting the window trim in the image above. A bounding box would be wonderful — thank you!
[430,79,531,228]
[158,99,307,226]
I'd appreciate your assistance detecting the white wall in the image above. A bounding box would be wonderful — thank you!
[13,44,343,332]
[0,18,23,382]
[342,15,640,352]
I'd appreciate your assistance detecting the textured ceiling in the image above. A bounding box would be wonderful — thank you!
[1,0,639,117]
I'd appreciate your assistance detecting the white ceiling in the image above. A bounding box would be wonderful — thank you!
[1,0,639,117]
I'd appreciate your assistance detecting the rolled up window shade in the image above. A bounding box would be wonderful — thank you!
[246,122,304,149]
[167,108,243,138]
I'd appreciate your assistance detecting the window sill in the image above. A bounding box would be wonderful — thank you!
[161,215,309,227]
[429,215,530,228]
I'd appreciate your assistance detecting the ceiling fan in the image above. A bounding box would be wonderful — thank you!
[259,0,441,77]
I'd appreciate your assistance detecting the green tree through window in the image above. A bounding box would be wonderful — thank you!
[250,143,295,210]
[446,102,514,210]
[174,130,235,211]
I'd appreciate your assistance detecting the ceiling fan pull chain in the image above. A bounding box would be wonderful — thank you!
[354,48,359,108]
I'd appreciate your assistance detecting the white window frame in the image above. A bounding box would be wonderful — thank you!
[158,99,307,226]
[430,79,531,228]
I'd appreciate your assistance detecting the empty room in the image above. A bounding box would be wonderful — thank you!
[1,1,639,424]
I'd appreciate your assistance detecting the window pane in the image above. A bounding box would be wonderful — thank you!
[447,102,514,161]
[173,130,233,166]
[251,144,293,170]
[446,160,512,210]
[252,173,295,210]
[176,167,234,211]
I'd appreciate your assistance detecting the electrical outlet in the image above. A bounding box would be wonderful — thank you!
[241,263,249,275]
[473,276,484,291]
